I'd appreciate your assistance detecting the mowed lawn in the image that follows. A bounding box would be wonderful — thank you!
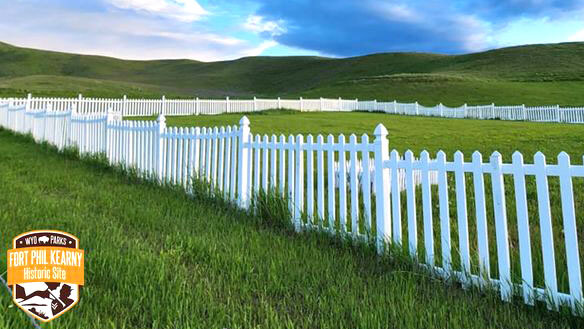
[0,131,581,328]
[131,111,584,162]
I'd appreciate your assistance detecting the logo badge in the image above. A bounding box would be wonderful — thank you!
[7,230,84,322]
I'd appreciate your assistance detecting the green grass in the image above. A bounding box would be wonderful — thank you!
[130,110,584,162]
[1,41,584,105]
[0,129,582,328]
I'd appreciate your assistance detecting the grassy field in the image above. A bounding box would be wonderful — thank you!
[0,127,582,328]
[130,110,584,162]
[1,41,584,105]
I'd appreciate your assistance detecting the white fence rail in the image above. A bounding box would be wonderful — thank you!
[1,101,583,315]
[3,94,584,124]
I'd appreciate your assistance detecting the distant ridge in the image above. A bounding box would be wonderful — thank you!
[1,41,583,105]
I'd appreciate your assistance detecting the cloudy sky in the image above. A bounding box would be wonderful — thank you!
[0,0,583,61]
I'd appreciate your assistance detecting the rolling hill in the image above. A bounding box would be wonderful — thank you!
[1,41,584,106]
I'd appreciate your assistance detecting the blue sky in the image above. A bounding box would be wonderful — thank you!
[0,0,583,61]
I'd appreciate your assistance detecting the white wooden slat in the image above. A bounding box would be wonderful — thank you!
[454,151,471,286]
[316,135,325,227]
[262,135,269,192]
[436,151,451,273]
[230,126,238,201]
[177,127,184,186]
[192,127,201,181]
[490,151,512,301]
[212,127,220,188]
[279,135,286,197]
[306,135,315,224]
[217,127,225,192]
[254,135,261,194]
[349,134,359,236]
[405,150,417,257]
[534,152,559,309]
[294,134,304,231]
[205,129,213,183]
[288,135,295,216]
[199,127,207,181]
[557,152,583,313]
[420,150,434,266]
[390,150,402,245]
[270,135,277,190]
[223,127,231,197]
[338,135,348,233]
[327,135,336,231]
[361,134,372,232]
[472,151,490,284]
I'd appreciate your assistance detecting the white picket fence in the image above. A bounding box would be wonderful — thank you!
[1,101,583,315]
[3,94,584,124]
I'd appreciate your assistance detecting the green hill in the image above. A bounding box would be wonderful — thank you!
[1,41,584,106]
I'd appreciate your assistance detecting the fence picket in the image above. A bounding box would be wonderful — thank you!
[436,151,451,273]
[327,135,336,231]
[472,151,490,284]
[420,151,434,266]
[534,152,559,309]
[405,150,417,258]
[490,152,512,301]
[306,135,315,224]
[454,151,471,287]
[557,152,583,313]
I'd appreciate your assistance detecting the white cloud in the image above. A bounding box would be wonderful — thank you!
[449,15,491,52]
[371,2,418,23]
[568,29,584,41]
[243,15,286,36]
[241,40,279,57]
[0,2,270,61]
[106,0,207,22]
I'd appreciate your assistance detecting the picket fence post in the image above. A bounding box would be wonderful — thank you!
[67,104,76,147]
[522,104,527,121]
[278,97,281,109]
[161,95,166,115]
[253,96,257,112]
[226,96,230,113]
[26,93,32,111]
[105,107,115,155]
[374,124,391,254]
[320,97,324,111]
[556,105,561,123]
[195,97,200,115]
[415,101,419,115]
[463,103,468,118]
[439,103,444,117]
[122,95,127,116]
[77,94,83,114]
[300,97,303,112]
[156,114,166,182]
[237,116,251,209]
[294,134,304,232]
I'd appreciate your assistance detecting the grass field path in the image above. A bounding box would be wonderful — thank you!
[0,130,580,328]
